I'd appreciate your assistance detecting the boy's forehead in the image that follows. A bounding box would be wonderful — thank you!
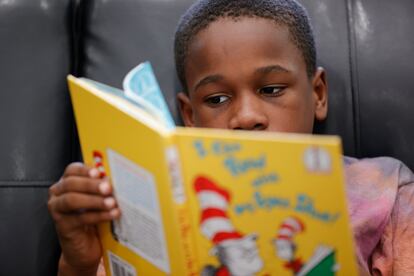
[185,17,305,86]
[189,17,292,52]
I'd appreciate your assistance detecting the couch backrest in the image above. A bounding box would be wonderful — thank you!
[0,0,79,274]
[1,0,413,275]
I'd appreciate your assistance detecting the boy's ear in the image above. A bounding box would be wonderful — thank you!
[177,92,195,127]
[312,67,328,121]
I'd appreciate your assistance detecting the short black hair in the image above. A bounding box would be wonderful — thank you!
[174,0,316,93]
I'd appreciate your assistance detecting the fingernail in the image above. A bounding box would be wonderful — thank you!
[99,181,110,194]
[89,168,99,178]
[110,208,120,218]
[104,197,115,208]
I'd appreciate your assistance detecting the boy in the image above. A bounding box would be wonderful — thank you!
[48,0,414,275]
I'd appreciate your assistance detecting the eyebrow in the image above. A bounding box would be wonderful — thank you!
[255,64,290,75]
[192,65,290,92]
[194,74,224,92]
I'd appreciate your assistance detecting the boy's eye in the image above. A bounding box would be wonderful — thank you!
[204,94,230,106]
[258,85,285,96]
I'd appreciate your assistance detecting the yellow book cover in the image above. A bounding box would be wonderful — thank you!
[68,62,358,276]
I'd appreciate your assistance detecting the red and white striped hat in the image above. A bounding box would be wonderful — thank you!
[194,176,243,245]
[93,150,106,178]
[276,216,305,242]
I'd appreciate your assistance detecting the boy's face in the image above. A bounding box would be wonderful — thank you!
[178,17,327,133]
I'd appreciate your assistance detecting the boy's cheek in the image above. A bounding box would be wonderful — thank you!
[267,122,313,134]
[194,117,228,129]
[265,107,313,133]
[193,111,229,129]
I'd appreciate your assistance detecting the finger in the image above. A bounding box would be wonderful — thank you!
[63,162,100,179]
[77,208,121,225]
[55,209,121,232]
[52,193,117,214]
[52,177,112,196]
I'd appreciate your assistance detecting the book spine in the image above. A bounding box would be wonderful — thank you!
[164,145,199,276]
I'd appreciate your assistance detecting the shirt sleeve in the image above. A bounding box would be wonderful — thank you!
[370,164,414,275]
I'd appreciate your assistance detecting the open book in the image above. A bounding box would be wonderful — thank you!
[68,62,358,276]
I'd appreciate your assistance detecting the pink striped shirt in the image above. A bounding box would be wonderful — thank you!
[345,156,414,275]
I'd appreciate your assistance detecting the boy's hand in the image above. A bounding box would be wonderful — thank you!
[48,162,120,275]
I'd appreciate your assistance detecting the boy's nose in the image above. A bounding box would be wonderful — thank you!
[229,93,269,131]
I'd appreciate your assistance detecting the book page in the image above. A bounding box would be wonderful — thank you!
[123,62,175,130]
[107,148,170,273]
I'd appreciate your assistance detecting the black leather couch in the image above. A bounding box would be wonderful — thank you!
[1,0,413,275]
